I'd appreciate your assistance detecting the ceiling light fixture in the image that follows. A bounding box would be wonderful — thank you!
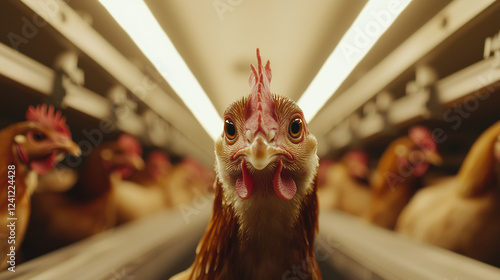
[298,0,412,122]
[98,0,223,140]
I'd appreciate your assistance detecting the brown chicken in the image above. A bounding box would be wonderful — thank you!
[171,49,320,280]
[396,121,500,265]
[115,150,172,224]
[318,150,370,216]
[23,134,144,258]
[0,105,81,270]
[363,126,442,229]
[167,157,214,208]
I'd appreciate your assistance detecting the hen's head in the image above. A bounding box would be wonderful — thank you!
[342,150,369,180]
[100,134,144,179]
[393,126,442,177]
[146,150,171,180]
[14,104,81,174]
[215,49,318,209]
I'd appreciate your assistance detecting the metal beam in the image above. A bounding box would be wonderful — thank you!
[323,56,500,153]
[0,209,210,280]
[0,41,214,165]
[311,0,499,155]
[17,0,215,163]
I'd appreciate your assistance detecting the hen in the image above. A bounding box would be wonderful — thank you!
[167,157,214,208]
[171,49,320,280]
[115,150,171,224]
[318,150,370,216]
[0,105,81,270]
[23,134,144,258]
[363,126,442,229]
[396,121,500,265]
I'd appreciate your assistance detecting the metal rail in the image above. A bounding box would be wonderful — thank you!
[310,0,500,155]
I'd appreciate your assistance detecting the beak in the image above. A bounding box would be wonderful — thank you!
[128,155,145,170]
[425,150,443,166]
[234,133,290,170]
[56,138,82,157]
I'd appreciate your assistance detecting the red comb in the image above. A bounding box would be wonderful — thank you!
[248,48,272,93]
[409,126,437,152]
[25,104,71,138]
[118,134,142,156]
[245,49,278,136]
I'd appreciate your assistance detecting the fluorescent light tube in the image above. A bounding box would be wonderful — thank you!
[98,0,223,140]
[298,0,412,122]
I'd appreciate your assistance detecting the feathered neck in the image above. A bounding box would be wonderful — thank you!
[456,121,500,197]
[188,177,320,280]
[68,143,114,201]
[0,123,34,199]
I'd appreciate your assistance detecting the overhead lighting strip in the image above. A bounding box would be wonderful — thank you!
[98,0,223,140]
[298,0,412,122]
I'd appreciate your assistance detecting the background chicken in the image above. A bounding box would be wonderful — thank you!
[166,157,214,208]
[115,150,172,224]
[0,104,81,270]
[317,150,370,216]
[363,126,442,229]
[171,49,321,280]
[22,134,144,259]
[36,166,78,193]
[396,121,500,265]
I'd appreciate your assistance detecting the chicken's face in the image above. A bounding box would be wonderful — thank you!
[14,105,81,174]
[100,134,144,179]
[393,126,442,178]
[215,50,318,229]
[146,151,171,180]
[343,150,369,181]
[217,95,317,200]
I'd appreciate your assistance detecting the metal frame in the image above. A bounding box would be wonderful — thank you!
[318,210,500,280]
[5,208,500,280]
[310,0,500,155]
[326,54,500,150]
[14,0,215,164]
[0,209,210,280]
[0,40,213,165]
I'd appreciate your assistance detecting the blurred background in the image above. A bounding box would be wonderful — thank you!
[0,0,500,279]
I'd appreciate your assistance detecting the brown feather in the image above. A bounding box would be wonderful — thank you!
[0,124,31,270]
[174,50,320,279]
[456,120,500,197]
[188,178,238,280]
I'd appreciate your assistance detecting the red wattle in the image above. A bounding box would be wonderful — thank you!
[273,160,297,201]
[236,160,253,200]
[16,144,29,164]
[30,151,57,174]
[414,162,430,177]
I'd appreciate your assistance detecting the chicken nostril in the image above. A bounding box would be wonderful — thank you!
[246,130,253,142]
[268,129,276,142]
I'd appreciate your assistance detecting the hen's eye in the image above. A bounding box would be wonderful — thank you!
[288,117,303,139]
[32,131,47,142]
[224,118,237,141]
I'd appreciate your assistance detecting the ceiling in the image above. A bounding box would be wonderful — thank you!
[68,0,452,116]
[0,0,460,165]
